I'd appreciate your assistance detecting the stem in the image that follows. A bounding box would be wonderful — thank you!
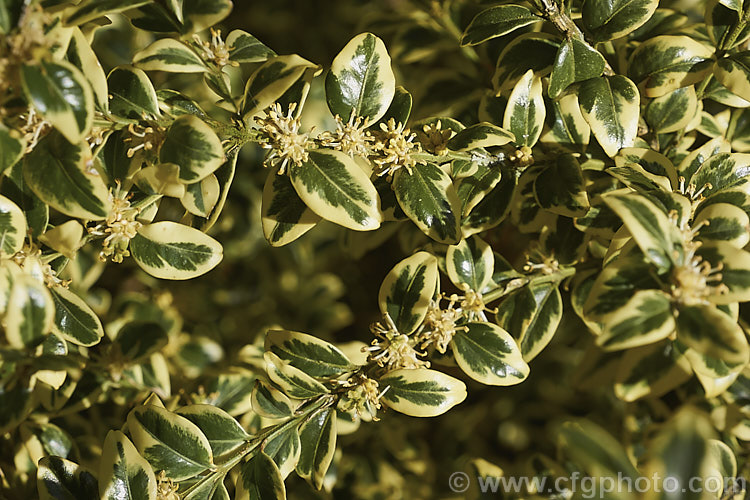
[483,267,576,303]
[537,0,615,76]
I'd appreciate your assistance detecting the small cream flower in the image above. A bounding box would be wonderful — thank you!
[319,114,374,157]
[193,28,238,68]
[670,216,727,305]
[337,375,386,420]
[90,191,141,263]
[255,102,311,175]
[371,118,424,179]
[415,120,454,155]
[364,314,429,370]
[123,123,165,159]
[419,295,467,353]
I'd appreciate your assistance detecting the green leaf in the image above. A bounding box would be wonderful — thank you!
[130,221,223,280]
[678,137,731,184]
[63,0,151,25]
[107,66,161,119]
[598,290,675,350]
[646,86,698,134]
[691,153,750,197]
[492,33,559,92]
[159,115,224,183]
[24,132,110,220]
[326,32,395,123]
[134,39,207,73]
[629,36,713,98]
[227,30,276,63]
[264,352,330,399]
[21,60,93,144]
[241,55,319,119]
[603,192,680,271]
[694,203,750,247]
[540,94,590,153]
[559,420,639,479]
[503,70,545,148]
[675,303,749,369]
[451,322,529,386]
[584,256,662,320]
[643,410,715,500]
[446,236,494,292]
[460,5,541,46]
[237,452,286,500]
[0,123,25,176]
[5,275,53,349]
[380,368,467,417]
[182,173,220,218]
[177,405,249,458]
[615,147,678,187]
[37,457,99,500]
[0,194,26,257]
[66,27,108,111]
[614,342,693,402]
[373,86,412,128]
[127,404,213,481]
[393,163,461,244]
[582,0,658,41]
[181,0,233,35]
[264,427,301,480]
[549,39,607,98]
[261,169,320,247]
[202,373,255,417]
[707,1,750,50]
[461,166,517,236]
[716,52,750,103]
[496,281,563,362]
[251,380,295,418]
[455,163,503,216]
[50,287,104,347]
[265,329,355,377]
[378,251,439,335]
[296,408,336,490]
[289,149,381,231]
[115,321,169,363]
[533,153,589,217]
[446,123,514,151]
[578,75,640,157]
[99,430,157,500]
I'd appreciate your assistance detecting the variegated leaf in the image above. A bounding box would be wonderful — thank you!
[380,368,467,417]
[393,163,461,244]
[0,194,26,257]
[264,352,329,399]
[237,452,286,500]
[446,236,493,292]
[99,430,157,500]
[460,5,541,46]
[503,70,544,148]
[37,457,98,500]
[5,275,54,349]
[261,169,320,247]
[134,39,207,73]
[241,55,319,119]
[446,123,514,151]
[451,322,529,386]
[548,38,607,98]
[582,0,658,41]
[289,149,381,231]
[326,33,395,123]
[127,404,213,481]
[598,290,675,350]
[176,405,250,458]
[296,408,336,490]
[579,76,640,157]
[533,153,589,217]
[50,287,104,347]
[265,329,355,377]
[378,251,439,335]
[130,222,223,280]
[21,60,93,144]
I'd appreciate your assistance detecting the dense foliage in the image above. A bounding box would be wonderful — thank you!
[3,0,750,498]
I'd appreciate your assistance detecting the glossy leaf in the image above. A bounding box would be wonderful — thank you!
[134,39,207,73]
[451,322,529,386]
[264,352,329,399]
[261,169,320,246]
[296,407,336,490]
[503,70,544,148]
[446,236,494,292]
[533,153,589,217]
[127,404,213,481]
[5,275,54,349]
[21,60,93,144]
[582,0,658,41]
[378,251,439,334]
[0,194,26,257]
[50,287,104,347]
[549,38,607,98]
[598,290,675,350]
[393,163,461,244]
[578,76,640,157]
[237,452,286,500]
[107,66,161,119]
[265,329,354,377]
[461,5,541,46]
[380,368,467,417]
[326,32,395,123]
[99,430,157,500]
[130,221,223,280]
[37,456,98,500]
[177,404,249,458]
[160,115,224,183]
